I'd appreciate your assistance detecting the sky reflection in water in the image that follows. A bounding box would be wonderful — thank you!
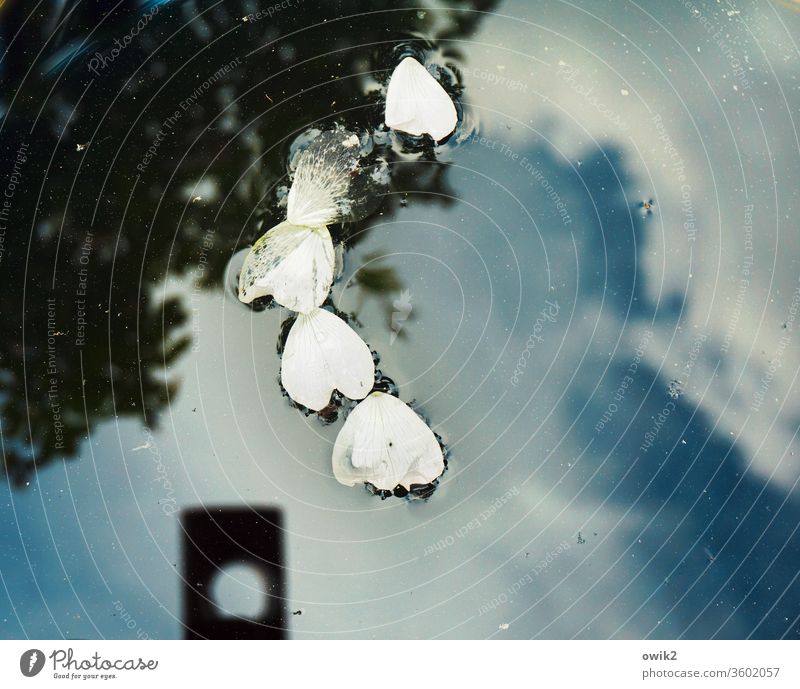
[0,0,799,639]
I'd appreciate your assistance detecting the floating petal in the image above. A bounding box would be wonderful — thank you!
[238,222,334,313]
[282,308,375,411]
[332,391,444,490]
[287,128,386,226]
[385,57,457,140]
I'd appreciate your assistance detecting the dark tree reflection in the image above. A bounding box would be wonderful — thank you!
[0,0,498,485]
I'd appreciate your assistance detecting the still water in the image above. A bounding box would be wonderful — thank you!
[1,0,799,639]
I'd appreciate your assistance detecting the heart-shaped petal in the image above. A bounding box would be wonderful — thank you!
[238,221,334,313]
[281,308,375,411]
[385,57,457,141]
[332,391,444,490]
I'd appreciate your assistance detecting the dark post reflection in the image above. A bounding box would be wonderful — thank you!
[181,507,286,640]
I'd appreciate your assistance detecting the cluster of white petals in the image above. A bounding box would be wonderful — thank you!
[239,56,456,493]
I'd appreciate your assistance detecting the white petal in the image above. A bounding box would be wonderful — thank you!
[287,130,361,226]
[332,391,444,490]
[385,57,457,141]
[282,308,374,411]
[238,222,334,313]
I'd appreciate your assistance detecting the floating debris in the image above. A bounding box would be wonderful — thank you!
[390,289,413,344]
[667,379,683,400]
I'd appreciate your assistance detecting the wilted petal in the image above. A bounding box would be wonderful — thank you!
[282,308,374,411]
[238,222,334,313]
[385,57,457,141]
[287,129,383,226]
[332,391,444,490]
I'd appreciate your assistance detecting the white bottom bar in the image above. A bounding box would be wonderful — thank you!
[1,640,797,686]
